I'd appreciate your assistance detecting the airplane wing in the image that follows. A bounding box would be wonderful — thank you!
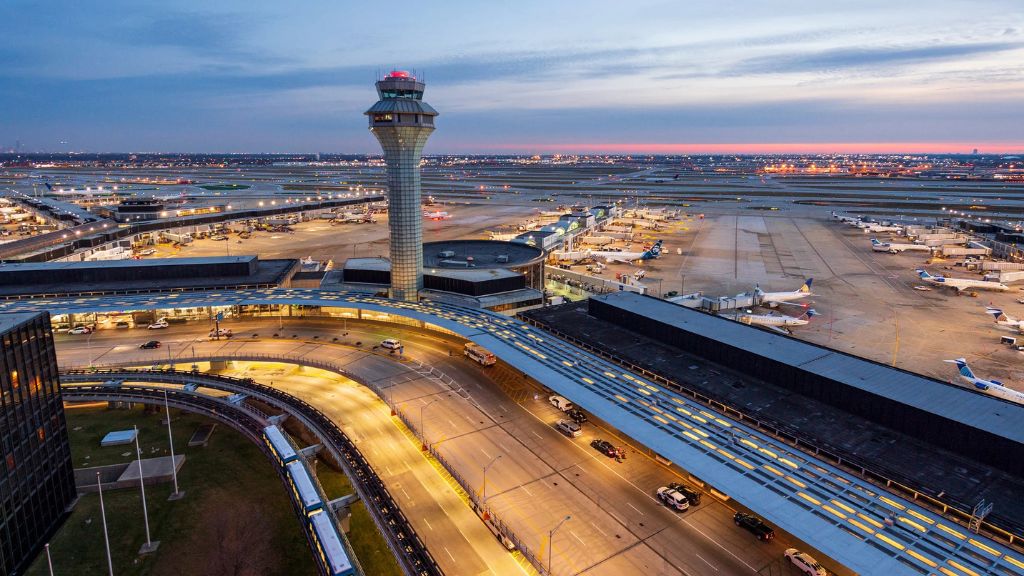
[767,326,791,335]
[770,300,811,309]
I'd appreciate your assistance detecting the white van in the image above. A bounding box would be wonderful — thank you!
[556,419,582,438]
[549,395,573,412]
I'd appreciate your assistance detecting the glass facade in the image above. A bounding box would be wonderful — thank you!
[0,312,75,576]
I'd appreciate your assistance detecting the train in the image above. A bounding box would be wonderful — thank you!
[263,425,356,575]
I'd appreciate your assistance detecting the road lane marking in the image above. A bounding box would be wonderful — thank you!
[696,554,719,571]
[626,501,644,515]
[570,530,586,546]
[443,546,456,564]
[423,516,433,531]
[531,430,543,440]
[480,447,492,459]
[590,521,607,537]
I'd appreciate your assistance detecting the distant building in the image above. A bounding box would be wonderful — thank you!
[0,312,76,575]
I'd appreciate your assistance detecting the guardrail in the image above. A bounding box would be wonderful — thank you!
[61,368,443,576]
[517,315,1024,548]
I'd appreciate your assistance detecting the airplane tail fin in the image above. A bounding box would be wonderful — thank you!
[916,269,932,279]
[801,309,818,320]
[798,279,813,293]
[985,306,1006,321]
[944,358,975,379]
[870,238,881,245]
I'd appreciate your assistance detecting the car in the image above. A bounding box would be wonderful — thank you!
[555,419,582,438]
[784,548,827,576]
[590,439,618,457]
[115,321,130,329]
[209,328,233,338]
[667,482,701,506]
[549,395,573,412]
[138,248,157,256]
[566,407,588,424]
[211,235,228,241]
[147,319,168,329]
[656,487,690,511]
[734,512,775,541]
[139,340,161,349]
[67,326,93,335]
[381,338,402,350]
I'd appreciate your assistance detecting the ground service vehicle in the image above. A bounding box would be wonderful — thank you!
[734,512,775,541]
[464,342,496,366]
[656,487,690,511]
[549,395,573,411]
[785,548,827,575]
[667,482,701,506]
[556,419,582,438]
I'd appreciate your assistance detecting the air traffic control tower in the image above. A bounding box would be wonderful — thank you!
[365,71,438,301]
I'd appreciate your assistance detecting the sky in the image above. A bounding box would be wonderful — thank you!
[2,0,1023,154]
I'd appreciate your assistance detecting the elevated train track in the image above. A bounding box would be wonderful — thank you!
[60,369,442,576]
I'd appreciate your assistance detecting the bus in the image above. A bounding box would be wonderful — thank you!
[464,343,496,366]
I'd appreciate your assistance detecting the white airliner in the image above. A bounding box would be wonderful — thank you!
[916,269,1010,293]
[555,241,663,264]
[588,240,663,264]
[870,238,932,254]
[756,279,814,307]
[944,358,1024,405]
[423,210,451,220]
[858,222,903,233]
[730,309,817,334]
[985,306,1023,329]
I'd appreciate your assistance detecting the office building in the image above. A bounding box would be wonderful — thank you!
[365,71,438,301]
[0,312,76,576]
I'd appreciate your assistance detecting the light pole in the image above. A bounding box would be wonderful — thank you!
[548,515,571,574]
[164,390,184,500]
[87,332,94,367]
[96,473,114,576]
[134,426,159,554]
[45,543,54,576]
[419,398,439,451]
[166,342,173,370]
[481,454,502,520]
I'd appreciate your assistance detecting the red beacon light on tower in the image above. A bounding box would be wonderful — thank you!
[388,70,411,79]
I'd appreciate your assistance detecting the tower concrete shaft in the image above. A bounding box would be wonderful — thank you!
[365,71,438,301]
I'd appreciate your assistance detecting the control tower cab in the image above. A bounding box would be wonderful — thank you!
[365,71,438,302]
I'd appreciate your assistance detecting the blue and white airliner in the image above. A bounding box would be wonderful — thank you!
[944,358,1024,405]
[916,269,1009,293]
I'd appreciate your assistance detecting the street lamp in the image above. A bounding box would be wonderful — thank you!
[419,398,439,451]
[481,454,502,519]
[548,515,571,574]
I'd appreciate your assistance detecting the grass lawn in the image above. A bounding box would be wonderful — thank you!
[26,404,316,576]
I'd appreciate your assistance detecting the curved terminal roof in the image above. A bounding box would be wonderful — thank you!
[3,288,1024,576]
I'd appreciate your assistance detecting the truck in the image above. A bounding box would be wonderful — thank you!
[464,343,496,366]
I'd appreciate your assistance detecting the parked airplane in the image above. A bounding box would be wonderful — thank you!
[858,222,903,233]
[423,210,451,220]
[871,238,931,254]
[985,306,1023,330]
[757,279,813,307]
[916,269,1010,293]
[336,212,375,224]
[588,240,663,264]
[943,358,1024,404]
[730,309,817,334]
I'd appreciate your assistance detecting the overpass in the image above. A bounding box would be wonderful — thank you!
[60,369,440,576]
[6,288,1024,576]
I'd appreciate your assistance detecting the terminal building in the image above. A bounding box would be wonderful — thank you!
[524,291,1024,536]
[0,312,76,575]
[331,240,546,313]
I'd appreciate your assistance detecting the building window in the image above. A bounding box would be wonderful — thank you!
[373,114,393,122]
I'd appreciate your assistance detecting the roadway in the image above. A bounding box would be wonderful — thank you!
[17,287,1024,575]
[55,318,833,576]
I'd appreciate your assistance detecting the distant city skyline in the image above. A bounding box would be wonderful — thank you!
[2,0,1022,153]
